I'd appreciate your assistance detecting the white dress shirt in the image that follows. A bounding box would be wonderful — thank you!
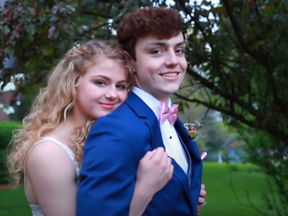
[132,87,188,174]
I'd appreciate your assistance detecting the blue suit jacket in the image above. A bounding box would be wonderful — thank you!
[77,92,202,216]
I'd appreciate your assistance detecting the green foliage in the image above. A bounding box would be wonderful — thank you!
[172,1,288,214]
[0,121,20,148]
[0,187,30,215]
[242,129,288,215]
[173,0,288,140]
[202,162,273,216]
[0,0,121,92]
[0,121,21,184]
[176,99,233,153]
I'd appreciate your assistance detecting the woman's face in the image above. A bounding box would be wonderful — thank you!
[74,56,128,121]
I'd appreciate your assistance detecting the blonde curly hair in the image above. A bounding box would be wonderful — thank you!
[6,40,135,184]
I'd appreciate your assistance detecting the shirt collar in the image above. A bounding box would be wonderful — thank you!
[132,87,172,119]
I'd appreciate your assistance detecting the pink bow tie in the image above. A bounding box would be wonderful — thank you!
[159,102,178,125]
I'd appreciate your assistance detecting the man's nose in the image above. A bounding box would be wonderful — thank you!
[165,51,179,67]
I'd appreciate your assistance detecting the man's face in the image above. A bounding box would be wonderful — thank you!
[134,32,187,103]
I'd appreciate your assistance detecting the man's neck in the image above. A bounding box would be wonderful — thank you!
[132,86,170,104]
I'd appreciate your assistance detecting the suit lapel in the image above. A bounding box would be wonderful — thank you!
[174,118,203,212]
[125,92,152,118]
[125,92,164,149]
[174,119,201,160]
[171,158,193,212]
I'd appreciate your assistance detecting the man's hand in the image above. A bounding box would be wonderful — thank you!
[197,184,207,214]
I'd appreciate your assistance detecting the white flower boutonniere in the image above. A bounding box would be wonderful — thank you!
[184,120,207,160]
[184,119,203,140]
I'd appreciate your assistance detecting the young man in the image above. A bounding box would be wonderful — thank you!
[77,7,204,216]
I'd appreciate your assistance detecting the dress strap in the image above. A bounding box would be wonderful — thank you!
[36,136,80,173]
[25,136,80,181]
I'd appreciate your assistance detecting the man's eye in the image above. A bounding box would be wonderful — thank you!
[176,49,185,54]
[151,49,163,55]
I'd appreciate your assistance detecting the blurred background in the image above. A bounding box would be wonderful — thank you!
[1,0,288,215]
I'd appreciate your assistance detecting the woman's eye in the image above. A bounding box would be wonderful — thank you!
[94,80,106,86]
[116,84,127,90]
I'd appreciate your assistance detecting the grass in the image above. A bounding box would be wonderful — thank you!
[201,162,270,216]
[0,187,30,216]
[0,162,271,216]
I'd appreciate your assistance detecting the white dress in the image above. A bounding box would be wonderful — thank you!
[24,136,80,216]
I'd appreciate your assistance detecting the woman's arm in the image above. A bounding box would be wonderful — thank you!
[197,184,207,214]
[26,141,77,216]
[129,147,174,216]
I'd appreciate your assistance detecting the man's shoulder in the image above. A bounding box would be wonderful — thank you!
[93,102,141,129]
[107,101,137,119]
[106,93,148,118]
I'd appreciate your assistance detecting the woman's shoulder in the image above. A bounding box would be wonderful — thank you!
[26,137,80,177]
[25,140,78,203]
[26,139,74,170]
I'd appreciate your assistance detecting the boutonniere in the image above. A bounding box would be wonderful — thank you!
[184,120,203,140]
[184,120,207,160]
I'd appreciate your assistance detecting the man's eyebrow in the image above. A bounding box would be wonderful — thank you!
[146,41,186,47]
[175,42,187,46]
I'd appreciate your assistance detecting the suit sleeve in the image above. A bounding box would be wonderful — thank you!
[76,116,143,216]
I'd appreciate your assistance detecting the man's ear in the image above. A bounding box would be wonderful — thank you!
[134,76,141,88]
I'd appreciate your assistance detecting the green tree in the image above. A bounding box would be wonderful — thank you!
[0,0,153,97]
[171,0,288,214]
[0,0,153,113]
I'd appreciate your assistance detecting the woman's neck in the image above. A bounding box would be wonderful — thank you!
[69,108,89,128]
[44,121,74,144]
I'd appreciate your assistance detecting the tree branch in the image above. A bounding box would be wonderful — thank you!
[245,190,270,216]
[174,93,258,129]
[187,69,263,120]
[177,0,208,40]
[222,0,264,65]
[77,11,112,19]
[74,21,110,39]
[229,169,269,216]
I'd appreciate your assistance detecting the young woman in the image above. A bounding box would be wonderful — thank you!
[6,40,174,216]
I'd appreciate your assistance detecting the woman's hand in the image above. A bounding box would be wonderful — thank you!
[197,183,207,214]
[135,147,174,196]
[129,147,174,216]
